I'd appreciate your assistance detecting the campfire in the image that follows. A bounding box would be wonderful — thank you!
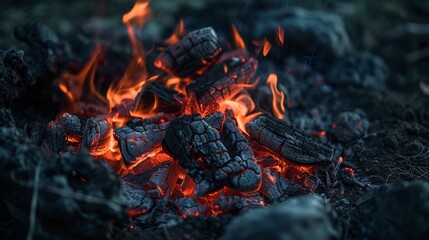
[33,0,345,219]
[2,0,429,239]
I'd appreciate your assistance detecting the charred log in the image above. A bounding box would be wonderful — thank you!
[245,114,336,165]
[220,116,261,192]
[59,112,84,142]
[82,117,112,156]
[188,58,258,110]
[154,27,222,78]
[114,122,168,166]
[162,115,231,196]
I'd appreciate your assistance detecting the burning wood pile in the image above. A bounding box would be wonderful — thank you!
[33,14,342,219]
[2,0,429,239]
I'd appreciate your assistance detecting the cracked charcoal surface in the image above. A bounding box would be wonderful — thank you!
[188,58,258,108]
[259,167,289,201]
[155,27,221,78]
[174,198,207,217]
[114,122,169,166]
[59,112,85,142]
[162,114,233,196]
[220,116,261,192]
[245,114,335,165]
[82,117,112,156]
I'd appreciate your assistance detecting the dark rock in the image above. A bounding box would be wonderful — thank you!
[328,52,389,89]
[332,111,368,143]
[350,181,429,240]
[0,50,33,107]
[222,195,341,240]
[254,8,352,62]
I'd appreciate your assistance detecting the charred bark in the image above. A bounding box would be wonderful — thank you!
[245,115,336,165]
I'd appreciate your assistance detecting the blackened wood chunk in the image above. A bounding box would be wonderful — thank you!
[43,121,66,153]
[203,111,225,131]
[114,122,168,166]
[155,27,222,78]
[82,117,112,156]
[134,82,184,114]
[188,58,258,108]
[174,198,207,217]
[220,117,261,192]
[59,112,84,142]
[145,161,179,199]
[162,114,232,196]
[212,196,248,214]
[245,115,335,165]
[259,167,289,201]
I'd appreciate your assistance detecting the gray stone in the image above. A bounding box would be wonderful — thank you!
[222,195,341,240]
[350,181,429,240]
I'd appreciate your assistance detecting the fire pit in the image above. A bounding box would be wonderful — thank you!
[1,0,429,239]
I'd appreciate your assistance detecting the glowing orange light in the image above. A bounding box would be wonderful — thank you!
[262,40,272,57]
[165,18,186,45]
[231,24,246,49]
[122,1,152,28]
[57,45,107,117]
[266,73,286,119]
[276,26,284,46]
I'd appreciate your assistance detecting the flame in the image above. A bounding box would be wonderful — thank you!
[122,0,152,28]
[219,94,261,133]
[58,45,107,117]
[262,40,272,57]
[266,73,286,119]
[276,26,284,46]
[231,24,246,49]
[165,18,186,45]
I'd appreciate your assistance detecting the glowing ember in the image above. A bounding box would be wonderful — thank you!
[276,26,285,46]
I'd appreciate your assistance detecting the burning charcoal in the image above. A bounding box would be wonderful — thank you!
[212,196,248,214]
[222,195,341,240]
[43,121,66,153]
[188,58,258,109]
[154,27,222,78]
[163,115,247,196]
[203,111,225,131]
[145,161,180,199]
[245,115,336,165]
[194,52,247,84]
[173,198,207,218]
[121,180,154,217]
[0,50,33,107]
[59,112,84,142]
[332,111,368,143]
[82,117,112,156]
[134,82,184,114]
[259,167,288,201]
[220,117,261,192]
[114,122,168,166]
[350,181,429,239]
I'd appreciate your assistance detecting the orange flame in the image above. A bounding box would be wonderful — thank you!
[276,26,284,46]
[266,73,286,119]
[262,40,272,57]
[122,0,152,28]
[165,18,186,45]
[219,94,262,133]
[58,45,107,116]
[231,24,246,49]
